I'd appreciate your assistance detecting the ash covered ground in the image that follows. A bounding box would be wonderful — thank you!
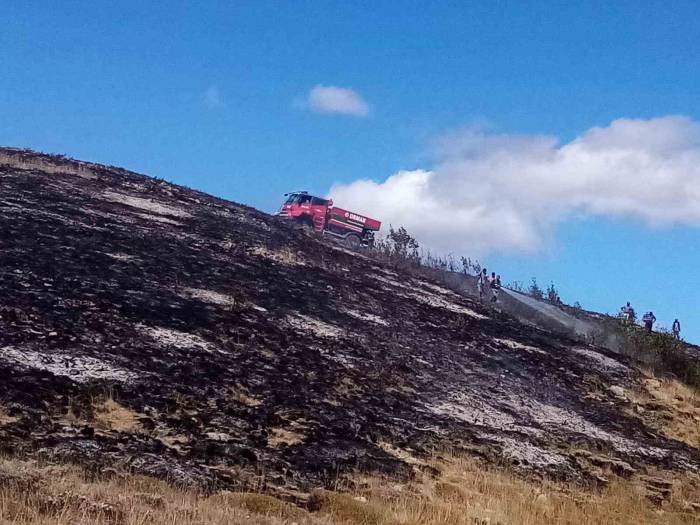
[0,149,697,496]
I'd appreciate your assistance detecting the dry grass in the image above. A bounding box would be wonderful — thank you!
[267,426,306,447]
[0,153,97,179]
[92,398,142,433]
[55,395,142,434]
[346,455,700,525]
[250,246,307,266]
[210,492,310,521]
[228,385,263,408]
[0,459,328,525]
[628,374,700,448]
[1,454,699,524]
[0,405,17,426]
[375,441,427,467]
[309,491,386,525]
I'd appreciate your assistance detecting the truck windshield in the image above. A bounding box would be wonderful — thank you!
[285,194,313,205]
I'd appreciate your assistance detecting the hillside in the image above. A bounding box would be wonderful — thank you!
[1,149,699,514]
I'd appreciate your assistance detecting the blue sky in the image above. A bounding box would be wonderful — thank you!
[2,2,700,340]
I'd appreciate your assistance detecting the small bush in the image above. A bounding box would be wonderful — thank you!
[460,256,481,275]
[546,282,561,304]
[528,278,544,300]
[507,280,525,293]
[620,327,700,389]
[369,226,483,284]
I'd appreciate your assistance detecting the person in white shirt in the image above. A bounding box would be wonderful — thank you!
[672,319,681,340]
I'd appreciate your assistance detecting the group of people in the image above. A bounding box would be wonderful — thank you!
[620,301,682,339]
[477,268,502,304]
[473,276,684,340]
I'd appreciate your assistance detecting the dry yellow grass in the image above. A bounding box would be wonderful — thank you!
[229,385,263,408]
[250,246,307,266]
[0,153,97,179]
[0,458,328,525]
[628,374,700,448]
[1,454,699,524]
[0,405,17,426]
[210,492,311,521]
[268,426,306,447]
[92,398,142,433]
[56,395,142,433]
[351,455,700,525]
[309,491,386,525]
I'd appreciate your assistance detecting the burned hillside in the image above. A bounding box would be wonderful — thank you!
[0,148,698,498]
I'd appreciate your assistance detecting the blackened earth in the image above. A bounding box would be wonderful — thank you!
[0,148,697,496]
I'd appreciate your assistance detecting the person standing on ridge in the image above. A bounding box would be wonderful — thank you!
[642,311,656,333]
[621,302,635,324]
[672,318,681,340]
[487,271,495,301]
[477,268,488,301]
[491,274,501,303]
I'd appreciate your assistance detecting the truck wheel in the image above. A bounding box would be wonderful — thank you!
[295,217,314,232]
[344,234,361,250]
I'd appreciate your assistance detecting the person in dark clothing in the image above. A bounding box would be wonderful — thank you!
[491,274,501,303]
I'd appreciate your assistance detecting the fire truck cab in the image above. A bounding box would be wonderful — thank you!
[277,191,381,249]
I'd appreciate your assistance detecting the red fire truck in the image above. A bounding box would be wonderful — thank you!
[277,191,381,249]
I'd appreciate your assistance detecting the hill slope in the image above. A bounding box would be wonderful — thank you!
[0,148,698,498]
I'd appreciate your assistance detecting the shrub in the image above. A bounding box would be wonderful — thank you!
[619,326,700,389]
[387,226,420,262]
[460,256,481,275]
[371,225,420,268]
[546,282,561,304]
[528,278,544,299]
[507,280,525,293]
[370,226,483,279]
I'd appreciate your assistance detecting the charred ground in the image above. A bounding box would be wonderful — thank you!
[0,149,697,499]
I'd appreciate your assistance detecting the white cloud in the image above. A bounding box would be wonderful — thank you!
[329,116,700,255]
[202,85,225,110]
[307,85,369,117]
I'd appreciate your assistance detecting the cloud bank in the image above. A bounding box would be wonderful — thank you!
[307,85,369,117]
[329,116,700,255]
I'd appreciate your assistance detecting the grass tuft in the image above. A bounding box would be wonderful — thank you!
[308,490,385,525]
[210,492,309,520]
